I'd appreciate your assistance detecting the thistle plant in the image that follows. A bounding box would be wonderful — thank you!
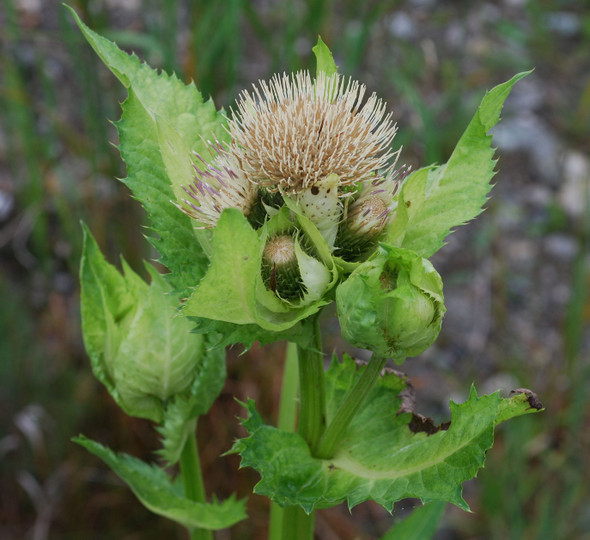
[69,6,542,539]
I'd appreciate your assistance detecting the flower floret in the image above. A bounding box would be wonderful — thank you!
[178,147,257,229]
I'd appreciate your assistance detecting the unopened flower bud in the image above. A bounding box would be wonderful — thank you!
[262,234,301,300]
[261,232,331,305]
[80,229,206,423]
[336,245,445,362]
[337,189,393,261]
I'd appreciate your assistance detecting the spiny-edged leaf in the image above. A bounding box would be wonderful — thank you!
[313,36,338,76]
[183,209,330,342]
[189,317,315,350]
[381,501,446,540]
[233,356,542,513]
[157,344,226,465]
[68,7,228,295]
[156,116,198,204]
[74,436,246,530]
[116,88,207,296]
[386,72,531,258]
[67,6,228,153]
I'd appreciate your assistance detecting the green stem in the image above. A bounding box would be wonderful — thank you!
[275,317,325,540]
[269,342,300,540]
[179,423,212,540]
[297,317,327,450]
[280,506,315,540]
[314,354,387,459]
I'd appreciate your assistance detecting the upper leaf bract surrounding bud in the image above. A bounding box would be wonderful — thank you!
[80,227,206,423]
[336,244,446,363]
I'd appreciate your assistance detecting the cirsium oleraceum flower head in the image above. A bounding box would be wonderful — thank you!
[228,70,399,193]
[179,70,409,262]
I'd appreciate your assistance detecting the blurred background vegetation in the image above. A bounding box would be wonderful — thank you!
[0,0,589,538]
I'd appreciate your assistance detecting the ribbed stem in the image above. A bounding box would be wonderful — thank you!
[297,317,327,450]
[314,354,387,459]
[280,506,315,540]
[275,316,325,540]
[269,342,300,540]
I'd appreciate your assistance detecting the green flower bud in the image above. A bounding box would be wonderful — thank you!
[261,232,331,305]
[336,189,392,262]
[262,234,302,299]
[80,228,206,423]
[111,269,205,422]
[336,245,445,362]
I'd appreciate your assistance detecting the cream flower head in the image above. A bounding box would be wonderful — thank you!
[179,70,406,252]
[228,70,399,193]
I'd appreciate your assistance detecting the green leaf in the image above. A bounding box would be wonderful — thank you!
[380,501,446,540]
[79,223,141,401]
[116,88,207,296]
[156,116,198,204]
[312,36,338,76]
[233,356,542,513]
[67,6,228,153]
[188,317,316,351]
[74,436,246,530]
[68,6,229,295]
[386,72,531,258]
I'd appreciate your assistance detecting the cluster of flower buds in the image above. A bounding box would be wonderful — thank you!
[175,68,444,359]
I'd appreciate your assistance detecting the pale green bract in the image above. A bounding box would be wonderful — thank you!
[336,245,445,363]
[79,225,226,463]
[232,356,543,513]
[79,224,204,423]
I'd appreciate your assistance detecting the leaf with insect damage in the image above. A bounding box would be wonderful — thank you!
[232,355,543,513]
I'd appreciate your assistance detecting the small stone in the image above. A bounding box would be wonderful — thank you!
[543,234,578,261]
[492,115,560,183]
[388,13,416,40]
[558,151,590,219]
